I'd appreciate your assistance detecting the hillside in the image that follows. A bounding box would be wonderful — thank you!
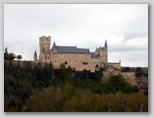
[4,60,148,112]
[121,66,148,94]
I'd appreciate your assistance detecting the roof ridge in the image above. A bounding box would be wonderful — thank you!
[58,46,76,47]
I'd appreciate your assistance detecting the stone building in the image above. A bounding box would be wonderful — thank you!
[34,36,121,72]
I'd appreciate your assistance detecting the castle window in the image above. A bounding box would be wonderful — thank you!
[82,62,88,65]
[64,61,68,64]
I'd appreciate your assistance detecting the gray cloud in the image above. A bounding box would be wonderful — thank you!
[123,31,148,41]
[109,46,147,52]
[4,4,148,67]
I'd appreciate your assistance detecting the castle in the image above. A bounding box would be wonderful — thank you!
[34,36,121,72]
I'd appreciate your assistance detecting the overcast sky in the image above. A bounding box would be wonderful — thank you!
[4,4,148,67]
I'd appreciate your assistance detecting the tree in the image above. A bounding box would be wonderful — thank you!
[59,63,66,70]
[136,67,142,72]
[105,74,135,93]
[8,53,16,61]
[17,55,22,61]
[122,67,131,72]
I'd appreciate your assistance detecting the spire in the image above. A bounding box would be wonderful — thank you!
[105,40,107,46]
[51,42,57,50]
[105,39,108,49]
[53,42,56,46]
[119,59,121,64]
[34,50,37,56]
[34,50,37,61]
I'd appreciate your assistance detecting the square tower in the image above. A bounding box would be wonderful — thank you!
[39,36,51,59]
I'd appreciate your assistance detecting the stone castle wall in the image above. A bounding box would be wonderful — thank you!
[40,53,96,72]
[108,63,121,70]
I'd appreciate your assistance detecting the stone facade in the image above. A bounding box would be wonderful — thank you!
[34,36,120,72]
[108,62,121,70]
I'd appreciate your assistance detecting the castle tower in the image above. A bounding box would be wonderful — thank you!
[39,36,51,60]
[105,40,108,49]
[51,42,58,54]
[34,50,37,61]
[104,40,108,62]
[94,40,108,68]
[119,59,121,65]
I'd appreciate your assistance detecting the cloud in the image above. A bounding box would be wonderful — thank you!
[109,36,148,52]
[109,46,147,52]
[123,31,148,41]
[4,4,148,67]
[109,50,148,67]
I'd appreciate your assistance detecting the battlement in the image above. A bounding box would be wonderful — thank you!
[39,36,46,39]
[39,36,51,45]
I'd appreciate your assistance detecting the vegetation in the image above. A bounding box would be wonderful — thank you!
[122,67,131,72]
[4,48,22,62]
[4,49,148,112]
[4,48,16,61]
[4,62,148,112]
[16,55,22,61]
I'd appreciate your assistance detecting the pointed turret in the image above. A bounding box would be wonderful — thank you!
[34,50,37,56]
[34,50,37,61]
[51,42,58,54]
[51,42,57,50]
[104,40,108,49]
[119,59,121,66]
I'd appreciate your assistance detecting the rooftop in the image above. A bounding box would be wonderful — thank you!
[51,42,90,54]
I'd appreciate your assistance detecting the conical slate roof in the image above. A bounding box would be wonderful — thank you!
[34,50,37,56]
[51,42,58,50]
